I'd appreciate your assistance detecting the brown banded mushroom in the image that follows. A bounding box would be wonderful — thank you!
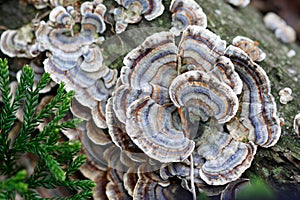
[106,167,132,200]
[0,24,37,58]
[169,70,239,124]
[115,0,164,21]
[112,0,164,33]
[126,96,195,163]
[232,36,266,62]
[225,45,281,147]
[133,163,193,200]
[80,1,107,34]
[208,56,243,95]
[179,25,226,72]
[49,6,73,26]
[197,131,257,185]
[38,2,118,129]
[170,0,207,36]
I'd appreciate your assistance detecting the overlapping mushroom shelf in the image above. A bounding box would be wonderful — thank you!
[68,25,280,199]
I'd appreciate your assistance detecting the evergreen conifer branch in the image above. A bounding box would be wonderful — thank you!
[0,58,94,199]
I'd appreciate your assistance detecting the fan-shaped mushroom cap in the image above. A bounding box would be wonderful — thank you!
[106,168,132,200]
[124,167,138,197]
[0,25,36,58]
[80,162,108,200]
[80,1,107,34]
[232,36,266,62]
[170,0,207,36]
[197,132,257,185]
[209,56,243,95]
[36,22,92,70]
[225,45,281,147]
[80,128,111,170]
[179,25,226,72]
[106,97,140,152]
[126,97,195,162]
[86,119,111,145]
[169,70,239,124]
[134,164,193,200]
[121,31,178,89]
[49,6,72,25]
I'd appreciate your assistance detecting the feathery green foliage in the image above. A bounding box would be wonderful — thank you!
[0,58,95,199]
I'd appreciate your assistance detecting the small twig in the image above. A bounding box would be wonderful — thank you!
[178,107,190,138]
[190,154,196,200]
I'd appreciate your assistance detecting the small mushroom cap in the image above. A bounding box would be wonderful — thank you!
[123,167,138,197]
[134,164,193,200]
[198,132,257,185]
[49,6,72,25]
[116,0,165,21]
[225,45,281,147]
[106,97,141,153]
[179,25,226,72]
[294,113,300,137]
[81,3,107,34]
[70,98,91,120]
[80,163,108,200]
[170,0,207,35]
[232,36,266,62]
[0,25,36,58]
[80,129,111,170]
[279,87,293,104]
[209,56,243,95]
[126,96,195,162]
[86,119,111,145]
[275,25,297,44]
[263,12,286,31]
[169,70,239,124]
[225,0,250,8]
[106,168,132,200]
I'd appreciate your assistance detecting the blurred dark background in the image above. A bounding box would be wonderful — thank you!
[251,0,300,42]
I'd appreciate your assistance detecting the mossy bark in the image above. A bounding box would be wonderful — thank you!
[1,0,299,198]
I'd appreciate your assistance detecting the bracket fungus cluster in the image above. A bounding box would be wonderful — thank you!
[106,24,281,194]
[0,0,284,199]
